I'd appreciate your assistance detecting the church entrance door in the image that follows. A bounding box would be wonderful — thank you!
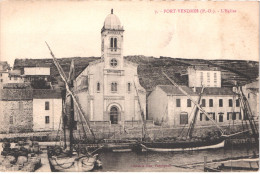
[110,106,119,124]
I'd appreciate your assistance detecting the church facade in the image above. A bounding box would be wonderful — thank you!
[74,10,146,124]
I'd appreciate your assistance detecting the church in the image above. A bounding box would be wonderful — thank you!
[74,9,146,124]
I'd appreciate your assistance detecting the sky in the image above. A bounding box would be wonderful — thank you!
[0,1,259,66]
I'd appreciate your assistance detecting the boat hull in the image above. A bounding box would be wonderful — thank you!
[49,154,97,172]
[140,139,225,152]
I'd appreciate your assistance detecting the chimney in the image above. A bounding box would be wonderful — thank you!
[193,87,196,93]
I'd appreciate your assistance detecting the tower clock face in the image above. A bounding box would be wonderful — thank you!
[110,58,118,67]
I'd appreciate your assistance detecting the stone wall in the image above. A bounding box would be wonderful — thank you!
[0,100,33,133]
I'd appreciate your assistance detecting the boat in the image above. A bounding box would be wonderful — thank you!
[45,42,102,172]
[140,139,225,152]
[135,72,258,152]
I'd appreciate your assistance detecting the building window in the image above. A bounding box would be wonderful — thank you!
[10,115,13,124]
[227,112,233,120]
[19,101,23,111]
[208,112,215,120]
[207,72,210,86]
[187,99,191,107]
[232,113,236,120]
[228,99,233,107]
[127,83,131,92]
[219,114,223,122]
[180,112,188,125]
[110,37,117,50]
[248,93,250,98]
[45,116,50,124]
[209,99,213,107]
[97,82,100,92]
[114,38,117,48]
[0,79,2,82]
[236,99,240,107]
[201,99,206,107]
[205,114,209,121]
[176,99,181,107]
[214,72,217,86]
[111,82,117,92]
[110,58,118,67]
[200,113,204,121]
[110,38,113,48]
[219,99,223,107]
[0,73,2,77]
[45,101,49,110]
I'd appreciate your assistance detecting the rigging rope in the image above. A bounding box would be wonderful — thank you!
[53,158,75,169]
[162,71,225,134]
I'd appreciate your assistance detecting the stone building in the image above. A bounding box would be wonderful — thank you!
[33,89,62,131]
[74,10,146,124]
[148,85,243,126]
[0,88,33,133]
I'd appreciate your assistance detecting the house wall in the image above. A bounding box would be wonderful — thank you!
[149,89,243,127]
[0,72,9,85]
[242,88,259,119]
[188,68,221,88]
[0,100,33,133]
[24,67,50,76]
[33,98,62,131]
[148,87,168,124]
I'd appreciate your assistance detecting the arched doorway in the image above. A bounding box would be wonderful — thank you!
[110,106,119,124]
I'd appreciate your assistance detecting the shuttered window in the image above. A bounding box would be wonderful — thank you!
[180,112,188,125]
[176,99,181,107]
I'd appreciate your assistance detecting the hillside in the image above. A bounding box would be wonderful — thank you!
[13,56,259,93]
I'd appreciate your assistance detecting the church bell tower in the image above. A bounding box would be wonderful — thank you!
[101,9,124,70]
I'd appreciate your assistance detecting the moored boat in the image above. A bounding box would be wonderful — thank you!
[140,138,225,152]
[46,43,102,172]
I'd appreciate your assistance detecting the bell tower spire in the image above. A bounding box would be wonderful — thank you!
[101,10,124,70]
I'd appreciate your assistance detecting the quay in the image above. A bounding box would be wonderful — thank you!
[35,150,51,172]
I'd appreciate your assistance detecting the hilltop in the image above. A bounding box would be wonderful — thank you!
[13,56,259,93]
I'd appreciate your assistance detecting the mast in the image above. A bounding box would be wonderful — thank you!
[133,81,147,140]
[187,86,204,138]
[162,71,225,134]
[45,42,96,142]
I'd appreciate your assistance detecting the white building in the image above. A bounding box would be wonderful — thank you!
[33,89,62,131]
[148,85,243,126]
[75,9,146,124]
[242,80,259,120]
[188,66,221,88]
[0,61,10,87]
[8,70,24,83]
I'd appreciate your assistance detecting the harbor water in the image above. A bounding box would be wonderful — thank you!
[0,143,258,172]
[97,145,259,172]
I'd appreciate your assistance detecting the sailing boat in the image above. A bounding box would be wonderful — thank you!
[45,42,102,172]
[138,71,257,152]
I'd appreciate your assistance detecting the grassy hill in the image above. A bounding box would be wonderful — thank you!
[13,56,259,93]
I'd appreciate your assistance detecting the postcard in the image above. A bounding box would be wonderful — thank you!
[0,0,259,172]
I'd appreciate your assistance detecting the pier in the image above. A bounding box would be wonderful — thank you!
[35,150,51,172]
